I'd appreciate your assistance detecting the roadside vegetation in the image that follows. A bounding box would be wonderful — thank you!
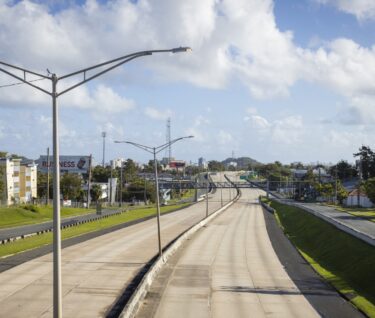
[334,206,375,223]
[0,205,96,229]
[0,202,190,258]
[264,198,375,317]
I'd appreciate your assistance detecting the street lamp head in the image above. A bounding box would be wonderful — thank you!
[187,135,194,138]
[171,47,192,53]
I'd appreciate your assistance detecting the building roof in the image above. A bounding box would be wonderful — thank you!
[348,189,368,197]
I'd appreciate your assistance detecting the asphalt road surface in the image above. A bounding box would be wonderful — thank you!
[0,174,235,317]
[136,186,362,318]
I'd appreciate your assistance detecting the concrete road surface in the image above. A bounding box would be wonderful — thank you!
[0,174,234,317]
[136,186,361,318]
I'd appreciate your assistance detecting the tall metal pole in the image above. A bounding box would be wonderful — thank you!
[220,170,223,206]
[144,174,147,205]
[335,165,338,204]
[102,132,106,167]
[109,165,113,206]
[52,74,62,318]
[120,161,123,207]
[87,154,92,209]
[154,149,162,259]
[46,147,50,206]
[206,171,209,217]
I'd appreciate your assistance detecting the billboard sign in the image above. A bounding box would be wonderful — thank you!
[169,161,186,168]
[36,156,90,173]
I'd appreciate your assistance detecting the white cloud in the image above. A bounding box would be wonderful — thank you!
[218,130,233,145]
[314,0,375,20]
[1,0,375,106]
[144,107,172,120]
[246,114,304,144]
[184,115,210,142]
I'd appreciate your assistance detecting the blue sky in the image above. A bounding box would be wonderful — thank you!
[1,0,375,165]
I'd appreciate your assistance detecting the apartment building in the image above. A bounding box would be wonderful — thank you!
[0,158,37,205]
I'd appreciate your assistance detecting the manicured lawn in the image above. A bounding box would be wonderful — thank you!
[0,203,190,258]
[0,206,96,229]
[268,199,375,317]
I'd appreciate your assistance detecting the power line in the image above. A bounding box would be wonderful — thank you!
[0,77,47,89]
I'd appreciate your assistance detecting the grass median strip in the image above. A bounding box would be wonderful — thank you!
[0,203,190,259]
[268,199,375,318]
[0,205,96,229]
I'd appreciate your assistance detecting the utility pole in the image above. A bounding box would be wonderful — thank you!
[206,171,209,217]
[46,147,50,206]
[102,132,106,167]
[120,161,123,207]
[109,163,113,206]
[87,154,92,209]
[335,165,338,204]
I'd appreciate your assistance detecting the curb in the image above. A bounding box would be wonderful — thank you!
[119,176,241,318]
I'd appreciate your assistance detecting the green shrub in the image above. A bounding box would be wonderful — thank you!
[22,205,40,213]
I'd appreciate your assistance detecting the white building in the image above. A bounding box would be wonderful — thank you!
[110,158,126,169]
[0,158,37,205]
[344,189,373,208]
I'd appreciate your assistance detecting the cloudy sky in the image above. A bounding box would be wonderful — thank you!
[1,0,375,165]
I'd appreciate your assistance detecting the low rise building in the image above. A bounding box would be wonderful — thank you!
[0,158,37,205]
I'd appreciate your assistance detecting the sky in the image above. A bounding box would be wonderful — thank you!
[1,0,375,165]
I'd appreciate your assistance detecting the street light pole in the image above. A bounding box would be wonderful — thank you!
[102,132,106,167]
[153,148,162,257]
[0,46,191,318]
[206,170,209,217]
[51,74,62,318]
[115,135,193,259]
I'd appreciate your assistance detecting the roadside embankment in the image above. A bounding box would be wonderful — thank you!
[264,198,375,317]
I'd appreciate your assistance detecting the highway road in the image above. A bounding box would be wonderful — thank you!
[136,182,362,317]
[0,174,235,317]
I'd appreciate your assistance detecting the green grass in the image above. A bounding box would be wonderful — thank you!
[0,205,96,229]
[269,199,375,317]
[0,203,190,258]
[333,206,375,223]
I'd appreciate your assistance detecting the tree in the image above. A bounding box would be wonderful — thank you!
[207,160,225,171]
[37,172,53,200]
[329,160,357,181]
[0,165,5,201]
[92,165,111,182]
[336,181,349,204]
[90,184,102,203]
[364,178,375,204]
[123,159,138,177]
[354,146,375,180]
[60,173,82,200]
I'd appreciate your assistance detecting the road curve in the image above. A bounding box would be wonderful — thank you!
[0,174,234,318]
[135,186,326,318]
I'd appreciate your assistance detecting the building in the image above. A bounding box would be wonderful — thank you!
[110,158,126,169]
[345,189,373,208]
[0,158,37,205]
[198,157,207,169]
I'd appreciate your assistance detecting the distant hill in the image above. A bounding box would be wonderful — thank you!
[221,157,261,169]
